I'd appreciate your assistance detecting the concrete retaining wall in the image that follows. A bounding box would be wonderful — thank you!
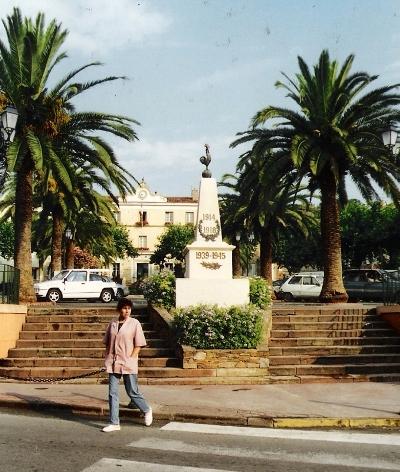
[0,304,27,357]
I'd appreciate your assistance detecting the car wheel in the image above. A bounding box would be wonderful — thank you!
[46,288,62,303]
[100,289,113,303]
[115,289,124,300]
[283,292,294,302]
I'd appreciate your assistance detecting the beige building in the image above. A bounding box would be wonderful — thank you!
[113,179,198,284]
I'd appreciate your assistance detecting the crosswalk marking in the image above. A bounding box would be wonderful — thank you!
[161,421,400,446]
[80,458,232,472]
[128,437,400,470]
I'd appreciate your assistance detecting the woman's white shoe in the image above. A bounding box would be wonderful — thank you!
[144,408,153,426]
[102,424,121,432]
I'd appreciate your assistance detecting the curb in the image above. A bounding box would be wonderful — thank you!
[1,397,400,429]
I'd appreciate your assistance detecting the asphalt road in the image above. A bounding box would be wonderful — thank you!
[1,410,400,472]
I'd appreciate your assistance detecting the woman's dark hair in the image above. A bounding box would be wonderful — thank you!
[117,298,133,311]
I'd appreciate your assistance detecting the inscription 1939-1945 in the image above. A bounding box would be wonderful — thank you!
[196,251,226,260]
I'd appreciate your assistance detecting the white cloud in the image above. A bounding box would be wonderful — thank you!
[1,0,171,55]
[112,134,236,193]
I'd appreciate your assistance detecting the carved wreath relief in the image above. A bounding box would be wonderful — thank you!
[198,213,220,242]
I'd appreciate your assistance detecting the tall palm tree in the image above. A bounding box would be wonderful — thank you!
[0,9,138,302]
[247,50,400,302]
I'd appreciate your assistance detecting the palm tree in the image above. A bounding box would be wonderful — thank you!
[0,9,138,301]
[247,50,400,302]
[224,152,317,285]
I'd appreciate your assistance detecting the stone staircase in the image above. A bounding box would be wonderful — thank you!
[268,306,400,383]
[0,305,214,384]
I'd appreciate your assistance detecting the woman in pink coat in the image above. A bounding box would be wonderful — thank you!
[101,298,152,432]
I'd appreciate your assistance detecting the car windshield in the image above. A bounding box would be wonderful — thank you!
[51,270,69,281]
[101,276,112,282]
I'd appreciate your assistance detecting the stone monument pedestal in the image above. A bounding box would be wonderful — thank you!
[176,278,249,307]
[175,157,249,308]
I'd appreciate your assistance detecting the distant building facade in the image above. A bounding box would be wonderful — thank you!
[114,179,198,284]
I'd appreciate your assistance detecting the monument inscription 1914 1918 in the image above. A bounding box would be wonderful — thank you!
[175,145,249,307]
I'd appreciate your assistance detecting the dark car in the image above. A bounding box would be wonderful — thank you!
[343,269,400,302]
[272,277,289,299]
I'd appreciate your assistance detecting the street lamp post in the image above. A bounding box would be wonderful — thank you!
[0,105,19,189]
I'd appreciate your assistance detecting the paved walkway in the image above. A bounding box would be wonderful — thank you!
[1,380,399,428]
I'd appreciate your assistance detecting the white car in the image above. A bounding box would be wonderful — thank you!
[279,273,324,301]
[34,269,129,303]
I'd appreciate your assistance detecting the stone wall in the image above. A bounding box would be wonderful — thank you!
[0,304,27,357]
[178,344,269,378]
[377,305,400,334]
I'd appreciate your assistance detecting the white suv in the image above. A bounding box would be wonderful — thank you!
[34,269,129,303]
[279,272,324,301]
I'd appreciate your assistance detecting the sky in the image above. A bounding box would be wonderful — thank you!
[2,0,400,197]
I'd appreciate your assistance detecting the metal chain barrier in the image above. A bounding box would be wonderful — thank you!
[0,367,106,383]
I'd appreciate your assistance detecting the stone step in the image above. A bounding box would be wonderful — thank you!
[18,330,157,340]
[14,338,169,348]
[269,353,400,366]
[26,314,149,323]
[270,328,396,338]
[272,313,377,323]
[7,347,175,358]
[265,373,400,384]
[144,376,268,385]
[0,357,180,368]
[271,320,387,330]
[269,344,400,356]
[0,366,215,380]
[27,307,147,316]
[269,362,400,376]
[269,336,400,347]
[21,322,153,331]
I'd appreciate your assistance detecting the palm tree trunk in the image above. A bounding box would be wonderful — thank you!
[14,159,35,303]
[65,239,75,269]
[232,244,242,276]
[319,169,348,303]
[259,225,273,285]
[50,206,64,275]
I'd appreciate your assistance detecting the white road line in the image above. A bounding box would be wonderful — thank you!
[128,437,400,471]
[161,422,400,446]
[80,458,232,472]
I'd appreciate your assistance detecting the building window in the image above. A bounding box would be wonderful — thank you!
[185,212,194,224]
[136,210,148,226]
[165,211,174,225]
[138,235,148,249]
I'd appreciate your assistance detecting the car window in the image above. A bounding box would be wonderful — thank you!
[66,271,87,282]
[89,273,103,281]
[365,271,382,282]
[288,276,302,284]
[302,276,314,285]
[344,272,362,282]
[51,270,69,280]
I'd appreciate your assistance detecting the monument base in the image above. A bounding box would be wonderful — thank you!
[176,278,249,308]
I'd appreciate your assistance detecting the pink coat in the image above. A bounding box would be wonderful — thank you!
[103,317,147,374]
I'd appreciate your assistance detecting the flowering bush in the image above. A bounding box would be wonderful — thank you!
[140,270,176,310]
[249,277,271,309]
[172,304,264,349]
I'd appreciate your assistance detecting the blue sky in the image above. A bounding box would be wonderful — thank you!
[2,0,400,197]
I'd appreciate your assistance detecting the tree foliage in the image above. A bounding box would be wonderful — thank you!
[150,224,195,274]
[0,220,14,260]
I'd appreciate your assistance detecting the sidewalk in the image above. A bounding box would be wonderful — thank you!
[1,380,400,428]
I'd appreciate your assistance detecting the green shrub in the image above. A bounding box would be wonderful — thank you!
[173,304,264,349]
[140,270,176,310]
[249,276,271,308]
